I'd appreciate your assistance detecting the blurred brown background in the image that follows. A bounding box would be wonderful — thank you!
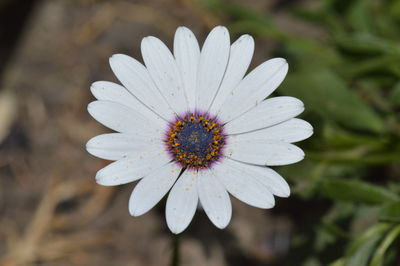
[3,0,400,265]
[0,0,295,265]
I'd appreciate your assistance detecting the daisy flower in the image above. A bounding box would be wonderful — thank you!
[87,26,313,234]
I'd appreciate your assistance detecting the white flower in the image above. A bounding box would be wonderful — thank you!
[86,26,313,234]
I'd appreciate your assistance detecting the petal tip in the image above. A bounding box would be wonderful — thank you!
[109,54,124,68]
[87,101,95,112]
[214,220,230,229]
[210,25,229,36]
[95,175,107,186]
[129,203,143,217]
[176,26,190,33]
[167,221,185,234]
[171,231,181,235]
[272,57,288,66]
[91,81,102,88]
[109,54,119,61]
[240,34,253,41]
[85,138,93,151]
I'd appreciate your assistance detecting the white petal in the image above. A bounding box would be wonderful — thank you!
[196,26,230,111]
[95,150,171,186]
[109,54,174,120]
[225,97,304,134]
[225,139,305,166]
[174,27,200,111]
[166,170,199,234]
[209,34,254,115]
[91,81,138,107]
[129,162,181,216]
[217,158,289,198]
[218,58,288,123]
[213,160,275,208]
[197,169,231,229]
[230,118,313,143]
[141,36,188,114]
[87,101,162,134]
[90,81,166,127]
[86,133,162,160]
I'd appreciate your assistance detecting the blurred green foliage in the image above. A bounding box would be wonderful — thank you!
[202,0,400,265]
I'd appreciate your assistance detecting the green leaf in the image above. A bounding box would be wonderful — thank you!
[335,32,398,55]
[346,0,373,33]
[390,81,400,105]
[370,225,400,266]
[346,233,382,266]
[381,201,400,222]
[346,223,391,256]
[321,123,387,148]
[319,179,399,204]
[280,69,385,133]
[389,0,400,20]
[329,258,345,266]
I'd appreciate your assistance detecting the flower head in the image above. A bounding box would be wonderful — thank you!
[87,26,313,234]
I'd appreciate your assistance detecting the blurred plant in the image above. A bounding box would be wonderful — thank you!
[200,0,400,265]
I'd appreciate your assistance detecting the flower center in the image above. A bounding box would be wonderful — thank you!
[165,113,226,170]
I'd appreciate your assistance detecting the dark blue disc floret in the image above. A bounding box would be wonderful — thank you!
[176,122,213,157]
[165,113,226,170]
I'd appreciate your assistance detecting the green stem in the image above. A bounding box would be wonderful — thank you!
[170,235,180,266]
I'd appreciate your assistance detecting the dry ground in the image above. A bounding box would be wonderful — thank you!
[0,1,292,265]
